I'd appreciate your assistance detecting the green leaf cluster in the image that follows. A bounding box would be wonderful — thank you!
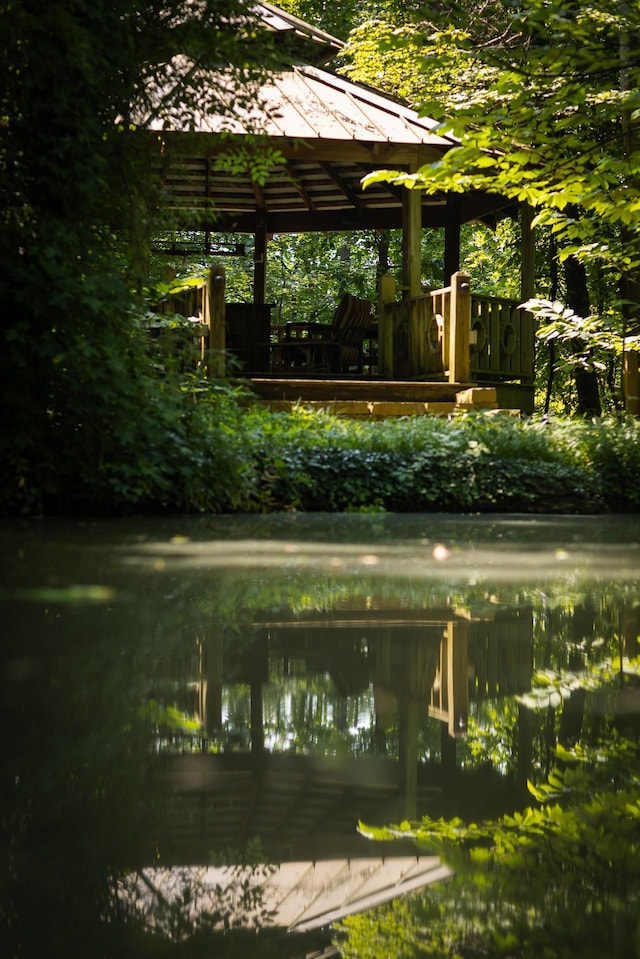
[354,0,640,284]
[351,730,640,958]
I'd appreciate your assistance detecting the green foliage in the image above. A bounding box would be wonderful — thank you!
[267,231,384,323]
[6,374,640,514]
[358,0,640,281]
[352,730,640,958]
[530,298,625,373]
[350,0,640,413]
[3,0,640,514]
[253,409,630,514]
[141,699,203,734]
[518,656,640,714]
[0,0,279,515]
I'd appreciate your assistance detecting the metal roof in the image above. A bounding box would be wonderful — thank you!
[148,64,455,148]
[146,6,516,233]
[255,1,344,63]
[127,857,452,935]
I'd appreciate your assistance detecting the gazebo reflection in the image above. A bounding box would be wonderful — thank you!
[152,598,533,861]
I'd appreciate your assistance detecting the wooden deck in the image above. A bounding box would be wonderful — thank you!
[154,268,537,415]
[249,377,533,416]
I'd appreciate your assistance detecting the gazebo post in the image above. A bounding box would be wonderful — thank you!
[378,272,397,378]
[444,195,461,284]
[402,185,422,298]
[253,210,268,305]
[448,271,471,384]
[207,264,226,377]
[402,174,425,376]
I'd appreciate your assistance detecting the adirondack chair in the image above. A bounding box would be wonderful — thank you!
[281,293,375,373]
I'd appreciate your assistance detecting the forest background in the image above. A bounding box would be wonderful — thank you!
[1,0,639,515]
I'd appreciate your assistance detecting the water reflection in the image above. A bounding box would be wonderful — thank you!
[1,515,639,958]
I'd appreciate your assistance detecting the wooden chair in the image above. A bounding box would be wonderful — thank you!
[281,294,375,373]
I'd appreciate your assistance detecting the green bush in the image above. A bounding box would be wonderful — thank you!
[3,378,639,515]
[253,408,615,514]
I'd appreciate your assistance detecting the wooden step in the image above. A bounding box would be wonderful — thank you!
[262,399,459,417]
[258,399,513,418]
[249,377,460,404]
[253,383,503,417]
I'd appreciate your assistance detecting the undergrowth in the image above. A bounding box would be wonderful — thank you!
[5,378,640,515]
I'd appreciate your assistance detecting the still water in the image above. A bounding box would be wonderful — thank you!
[2,514,640,959]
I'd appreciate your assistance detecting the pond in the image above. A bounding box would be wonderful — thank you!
[2,513,640,959]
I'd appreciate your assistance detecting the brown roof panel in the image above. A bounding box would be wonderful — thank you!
[147,64,456,150]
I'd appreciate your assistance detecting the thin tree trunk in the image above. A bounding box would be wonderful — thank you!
[375,229,391,281]
[619,21,640,414]
[545,234,559,414]
[563,252,602,416]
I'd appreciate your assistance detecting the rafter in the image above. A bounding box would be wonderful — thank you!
[285,161,318,211]
[319,161,364,209]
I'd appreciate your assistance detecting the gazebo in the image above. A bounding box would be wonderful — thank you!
[147,2,536,413]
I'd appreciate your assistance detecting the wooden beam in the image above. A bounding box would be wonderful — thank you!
[158,130,444,166]
[320,161,364,208]
[285,162,318,210]
[191,208,420,234]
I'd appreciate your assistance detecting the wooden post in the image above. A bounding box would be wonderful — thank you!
[444,195,461,285]
[402,184,422,298]
[201,626,223,737]
[409,297,427,377]
[378,272,396,378]
[402,180,426,377]
[207,264,226,377]
[448,271,471,383]
[398,696,419,821]
[520,203,536,303]
[446,621,469,739]
[253,210,267,305]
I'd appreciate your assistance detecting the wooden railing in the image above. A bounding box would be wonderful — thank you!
[469,293,535,384]
[379,271,534,384]
[155,265,536,387]
[150,266,226,376]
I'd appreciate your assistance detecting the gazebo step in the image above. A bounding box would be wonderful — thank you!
[252,383,506,417]
[250,377,463,404]
[262,400,457,417]
[259,399,510,418]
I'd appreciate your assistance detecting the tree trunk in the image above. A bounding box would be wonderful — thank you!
[375,229,391,281]
[545,234,559,414]
[563,253,602,416]
[620,21,640,339]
